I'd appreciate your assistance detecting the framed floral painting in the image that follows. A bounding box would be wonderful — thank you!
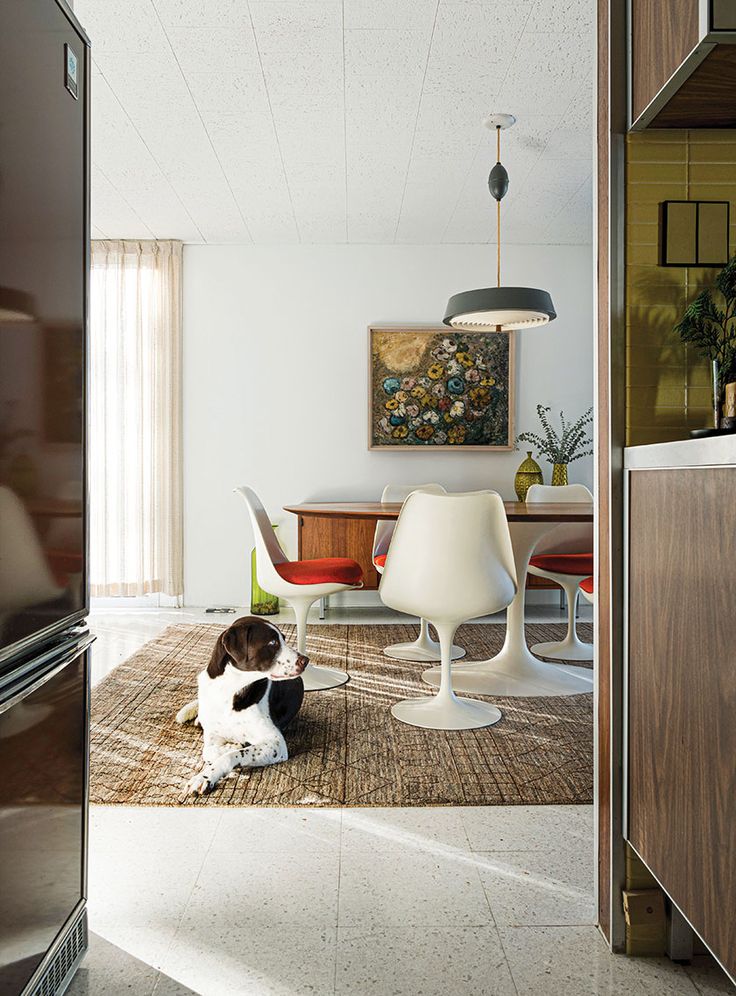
[368,326,514,450]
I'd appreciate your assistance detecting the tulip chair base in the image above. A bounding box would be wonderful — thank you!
[384,639,465,662]
[391,694,502,730]
[422,646,594,698]
[384,620,465,663]
[301,663,350,692]
[528,573,594,663]
[531,636,595,662]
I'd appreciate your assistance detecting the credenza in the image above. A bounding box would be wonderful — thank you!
[283,501,589,593]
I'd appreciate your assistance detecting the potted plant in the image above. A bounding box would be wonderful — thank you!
[673,254,736,430]
[516,405,593,486]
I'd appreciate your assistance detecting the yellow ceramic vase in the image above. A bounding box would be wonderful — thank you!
[551,463,569,487]
[514,451,544,500]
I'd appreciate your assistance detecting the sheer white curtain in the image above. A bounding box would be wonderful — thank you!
[89,240,183,599]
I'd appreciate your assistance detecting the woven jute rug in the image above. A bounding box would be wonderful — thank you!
[90,622,593,808]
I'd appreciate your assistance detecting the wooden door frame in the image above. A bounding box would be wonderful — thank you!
[596,0,628,949]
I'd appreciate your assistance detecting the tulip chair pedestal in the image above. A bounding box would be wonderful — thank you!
[383,617,466,663]
[390,624,501,730]
[290,596,349,691]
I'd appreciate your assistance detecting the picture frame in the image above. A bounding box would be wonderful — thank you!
[368,325,515,451]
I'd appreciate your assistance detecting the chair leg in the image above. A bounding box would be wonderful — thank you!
[383,616,466,662]
[288,596,349,691]
[531,578,594,662]
[390,621,502,730]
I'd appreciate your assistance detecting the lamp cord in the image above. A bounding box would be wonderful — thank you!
[496,125,501,289]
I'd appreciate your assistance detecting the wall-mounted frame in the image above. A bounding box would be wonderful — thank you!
[660,200,730,267]
[368,325,515,451]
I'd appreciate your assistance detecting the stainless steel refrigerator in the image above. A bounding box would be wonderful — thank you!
[0,1,91,993]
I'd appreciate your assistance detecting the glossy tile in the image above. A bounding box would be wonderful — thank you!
[461,804,593,852]
[341,805,470,850]
[160,924,338,996]
[499,925,700,996]
[66,931,160,996]
[181,846,341,927]
[477,847,595,926]
[337,838,492,928]
[213,806,342,853]
[335,925,516,996]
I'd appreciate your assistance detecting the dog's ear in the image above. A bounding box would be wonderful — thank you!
[221,619,252,668]
[206,631,231,678]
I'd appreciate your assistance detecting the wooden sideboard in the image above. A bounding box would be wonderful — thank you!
[285,503,574,594]
[626,444,736,980]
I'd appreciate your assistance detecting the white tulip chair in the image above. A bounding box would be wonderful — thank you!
[379,490,517,730]
[373,483,465,662]
[526,483,594,661]
[236,486,363,691]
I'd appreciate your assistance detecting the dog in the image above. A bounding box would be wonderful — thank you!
[176,616,307,799]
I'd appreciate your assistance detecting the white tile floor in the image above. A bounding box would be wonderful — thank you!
[69,605,734,996]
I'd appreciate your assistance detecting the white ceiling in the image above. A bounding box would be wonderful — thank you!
[75,0,594,245]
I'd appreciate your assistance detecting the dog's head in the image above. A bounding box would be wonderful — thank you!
[207,617,308,681]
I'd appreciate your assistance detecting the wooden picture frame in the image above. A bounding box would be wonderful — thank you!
[368,325,515,451]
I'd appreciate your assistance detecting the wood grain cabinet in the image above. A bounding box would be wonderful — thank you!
[631,0,736,129]
[627,466,736,978]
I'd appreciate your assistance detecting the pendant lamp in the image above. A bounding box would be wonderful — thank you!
[443,114,556,332]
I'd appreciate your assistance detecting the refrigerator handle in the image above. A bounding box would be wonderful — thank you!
[0,634,94,716]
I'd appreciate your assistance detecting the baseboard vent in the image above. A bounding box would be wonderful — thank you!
[29,909,88,996]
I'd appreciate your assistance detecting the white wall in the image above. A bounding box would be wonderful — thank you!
[183,244,593,607]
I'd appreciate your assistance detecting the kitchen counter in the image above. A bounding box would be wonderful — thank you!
[624,434,736,470]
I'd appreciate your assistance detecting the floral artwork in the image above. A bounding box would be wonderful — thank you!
[368,327,513,449]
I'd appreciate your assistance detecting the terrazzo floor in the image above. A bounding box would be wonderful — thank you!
[66,604,734,996]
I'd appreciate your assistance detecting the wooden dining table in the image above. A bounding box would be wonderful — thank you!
[284,501,594,698]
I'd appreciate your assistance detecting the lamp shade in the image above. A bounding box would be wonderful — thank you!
[443,286,556,332]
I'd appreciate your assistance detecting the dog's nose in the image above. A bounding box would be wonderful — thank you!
[296,653,309,671]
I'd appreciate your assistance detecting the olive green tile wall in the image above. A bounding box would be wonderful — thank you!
[626,130,736,446]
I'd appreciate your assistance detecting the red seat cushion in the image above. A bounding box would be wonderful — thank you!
[275,558,363,586]
[529,553,594,576]
[580,576,594,595]
[373,554,387,568]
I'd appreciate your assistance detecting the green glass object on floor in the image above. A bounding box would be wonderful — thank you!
[551,462,569,487]
[514,451,543,500]
[250,523,280,615]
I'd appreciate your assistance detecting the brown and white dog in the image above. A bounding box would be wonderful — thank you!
[176,616,307,799]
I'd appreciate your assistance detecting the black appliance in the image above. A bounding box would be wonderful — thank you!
[0,0,91,993]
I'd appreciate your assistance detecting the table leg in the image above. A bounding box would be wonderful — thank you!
[422,521,594,698]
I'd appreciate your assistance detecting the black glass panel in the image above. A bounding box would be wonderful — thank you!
[0,651,86,992]
[0,0,87,657]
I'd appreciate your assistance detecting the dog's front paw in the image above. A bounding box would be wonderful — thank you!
[180,770,215,802]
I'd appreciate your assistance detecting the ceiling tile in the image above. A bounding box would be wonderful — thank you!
[249,2,343,53]
[166,26,261,72]
[261,49,344,98]
[343,0,437,31]
[185,72,271,116]
[92,167,154,238]
[345,29,431,78]
[75,0,166,54]
[152,0,254,26]
[86,0,593,244]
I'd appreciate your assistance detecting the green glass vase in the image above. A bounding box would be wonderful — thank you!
[250,524,279,616]
[514,451,543,500]
[551,462,569,487]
